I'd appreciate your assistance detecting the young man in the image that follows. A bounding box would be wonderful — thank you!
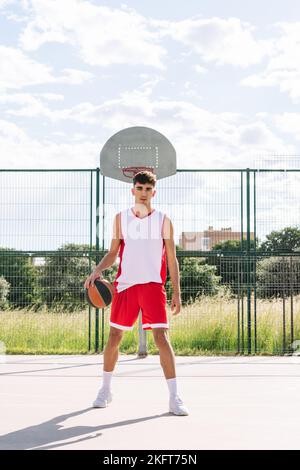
[84,170,189,416]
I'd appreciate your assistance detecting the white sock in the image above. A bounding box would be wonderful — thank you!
[102,370,113,391]
[166,377,178,398]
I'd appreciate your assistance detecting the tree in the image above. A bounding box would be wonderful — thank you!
[256,255,300,298]
[39,243,118,311]
[259,227,300,252]
[205,239,257,295]
[0,276,10,310]
[0,247,37,308]
[166,257,222,304]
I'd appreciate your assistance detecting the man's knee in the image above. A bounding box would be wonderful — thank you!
[152,328,169,346]
[108,326,124,345]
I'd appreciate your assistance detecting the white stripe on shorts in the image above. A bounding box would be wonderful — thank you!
[142,323,169,329]
[109,321,134,331]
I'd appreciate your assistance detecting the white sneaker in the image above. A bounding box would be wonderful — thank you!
[169,395,189,416]
[92,388,113,408]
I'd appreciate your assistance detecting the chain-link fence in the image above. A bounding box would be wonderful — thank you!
[0,168,299,355]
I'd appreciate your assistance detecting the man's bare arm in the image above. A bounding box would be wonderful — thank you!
[94,213,121,272]
[163,216,181,314]
[84,213,121,288]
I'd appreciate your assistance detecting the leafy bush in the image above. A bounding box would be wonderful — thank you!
[166,257,223,304]
[0,248,37,308]
[0,276,10,310]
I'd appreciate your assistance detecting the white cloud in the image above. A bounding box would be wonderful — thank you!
[0,4,297,171]
[0,77,160,121]
[0,93,97,121]
[0,77,294,166]
[241,22,300,102]
[52,131,67,137]
[0,90,103,121]
[194,64,208,75]
[0,0,28,23]
[0,92,65,105]
[0,0,15,8]
[0,85,296,179]
[238,121,283,148]
[0,93,57,118]
[274,113,300,141]
[0,119,99,168]
[19,0,166,69]
[0,45,54,89]
[34,93,64,101]
[59,87,292,167]
[0,119,28,143]
[155,16,271,67]
[0,92,64,122]
[179,80,202,99]
[0,46,94,90]
[59,68,94,85]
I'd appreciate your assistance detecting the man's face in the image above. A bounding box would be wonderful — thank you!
[131,183,156,204]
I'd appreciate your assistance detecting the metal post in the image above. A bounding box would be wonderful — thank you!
[253,170,257,353]
[101,175,105,352]
[237,259,240,353]
[241,293,245,354]
[290,256,294,348]
[88,170,93,351]
[240,171,244,354]
[246,168,252,354]
[239,171,245,354]
[283,290,286,354]
[95,167,100,352]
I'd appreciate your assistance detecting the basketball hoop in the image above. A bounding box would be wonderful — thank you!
[122,166,155,179]
[100,126,176,183]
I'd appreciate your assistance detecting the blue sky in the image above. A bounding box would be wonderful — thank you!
[1,0,300,171]
[1,0,300,251]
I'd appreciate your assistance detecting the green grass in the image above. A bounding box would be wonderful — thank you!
[0,295,299,355]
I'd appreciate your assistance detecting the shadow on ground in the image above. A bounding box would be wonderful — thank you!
[0,408,172,450]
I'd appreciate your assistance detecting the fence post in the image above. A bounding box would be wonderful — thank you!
[253,170,257,353]
[88,170,93,352]
[246,168,252,354]
[101,175,106,352]
[95,167,100,353]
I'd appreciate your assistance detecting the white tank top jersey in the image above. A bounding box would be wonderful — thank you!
[114,207,167,293]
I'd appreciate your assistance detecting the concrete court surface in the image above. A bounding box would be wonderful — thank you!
[0,354,300,450]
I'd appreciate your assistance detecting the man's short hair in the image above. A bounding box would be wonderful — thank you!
[133,170,157,187]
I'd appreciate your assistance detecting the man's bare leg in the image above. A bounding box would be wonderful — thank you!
[152,328,176,379]
[103,326,124,372]
[152,328,189,415]
[93,327,124,407]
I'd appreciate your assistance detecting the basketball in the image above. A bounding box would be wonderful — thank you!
[85,278,115,308]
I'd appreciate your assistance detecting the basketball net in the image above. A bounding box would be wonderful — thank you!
[122,166,155,179]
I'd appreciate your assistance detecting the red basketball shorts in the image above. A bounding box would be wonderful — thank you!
[110,282,169,331]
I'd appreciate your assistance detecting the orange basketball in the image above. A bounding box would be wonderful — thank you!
[85,278,115,308]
